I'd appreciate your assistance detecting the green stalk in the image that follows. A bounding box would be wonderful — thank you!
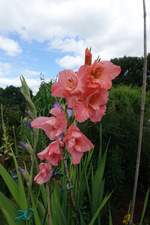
[46,183,52,225]
[63,157,76,209]
[129,0,147,224]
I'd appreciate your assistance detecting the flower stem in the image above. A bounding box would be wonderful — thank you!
[129,0,147,224]
[63,157,76,209]
[46,183,52,225]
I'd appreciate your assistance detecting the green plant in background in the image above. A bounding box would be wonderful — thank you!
[111,53,150,88]
[33,80,55,116]
[102,86,150,193]
[0,105,13,165]
[0,86,27,149]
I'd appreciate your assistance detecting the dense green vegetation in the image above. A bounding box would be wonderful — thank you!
[0,86,27,145]
[112,53,150,88]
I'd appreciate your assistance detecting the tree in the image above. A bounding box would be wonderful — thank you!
[111,53,150,88]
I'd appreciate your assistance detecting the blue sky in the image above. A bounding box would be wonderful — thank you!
[0,0,149,93]
[0,33,70,90]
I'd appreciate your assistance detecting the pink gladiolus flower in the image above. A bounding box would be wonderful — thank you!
[85,89,108,122]
[67,89,108,122]
[34,163,52,184]
[37,141,62,166]
[85,48,92,65]
[64,125,94,164]
[31,106,67,140]
[78,60,121,90]
[89,60,121,89]
[51,70,84,98]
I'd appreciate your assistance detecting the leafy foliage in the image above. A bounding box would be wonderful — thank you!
[102,86,150,196]
[111,53,150,88]
[0,86,27,149]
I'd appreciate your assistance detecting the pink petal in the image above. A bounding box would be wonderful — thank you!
[37,141,62,166]
[69,149,84,165]
[50,105,62,116]
[31,117,50,128]
[87,89,108,110]
[65,125,94,154]
[89,105,106,122]
[76,134,94,152]
[37,147,49,160]
[34,163,52,185]
[51,70,79,98]
[31,117,56,140]
[74,102,89,122]
[100,61,121,80]
[31,106,67,140]
[51,82,65,97]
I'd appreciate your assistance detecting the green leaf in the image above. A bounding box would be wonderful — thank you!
[29,188,42,225]
[88,193,111,225]
[0,158,28,210]
[0,164,20,206]
[108,206,113,225]
[20,76,37,118]
[11,151,28,209]
[51,185,67,225]
[139,188,150,225]
[1,209,17,225]
[0,192,24,225]
[0,192,17,217]
[91,151,107,214]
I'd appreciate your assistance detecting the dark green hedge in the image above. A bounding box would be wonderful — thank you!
[102,86,150,195]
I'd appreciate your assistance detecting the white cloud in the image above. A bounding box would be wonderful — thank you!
[0,36,22,56]
[49,38,86,54]
[57,55,83,69]
[0,63,49,93]
[21,69,41,79]
[0,0,150,71]
[0,0,149,59]
[0,76,50,94]
[0,76,48,94]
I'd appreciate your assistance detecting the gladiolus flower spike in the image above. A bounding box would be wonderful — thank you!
[32,48,121,184]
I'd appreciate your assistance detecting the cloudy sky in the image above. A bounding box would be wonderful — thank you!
[0,0,150,93]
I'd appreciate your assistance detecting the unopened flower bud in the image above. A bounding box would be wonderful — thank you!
[18,141,29,151]
[18,141,33,155]
[53,102,61,108]
[19,167,30,185]
[67,108,73,118]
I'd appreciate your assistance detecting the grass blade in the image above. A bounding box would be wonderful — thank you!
[139,188,149,225]
[88,193,111,225]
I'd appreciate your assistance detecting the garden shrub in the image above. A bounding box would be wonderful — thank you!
[102,85,150,195]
